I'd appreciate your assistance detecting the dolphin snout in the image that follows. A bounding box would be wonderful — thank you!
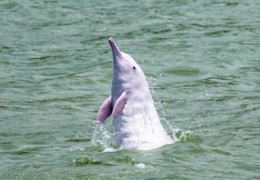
[108,37,122,59]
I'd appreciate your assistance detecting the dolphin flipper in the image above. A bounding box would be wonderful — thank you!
[97,96,113,123]
[112,91,127,118]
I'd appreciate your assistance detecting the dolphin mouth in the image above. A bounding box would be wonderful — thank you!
[108,37,123,59]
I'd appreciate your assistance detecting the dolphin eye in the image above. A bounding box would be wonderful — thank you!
[133,66,136,70]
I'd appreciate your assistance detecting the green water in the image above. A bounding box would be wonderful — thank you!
[1,0,259,179]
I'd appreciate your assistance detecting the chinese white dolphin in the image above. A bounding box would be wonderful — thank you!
[97,37,173,150]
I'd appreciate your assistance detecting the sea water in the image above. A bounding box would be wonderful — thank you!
[0,0,259,179]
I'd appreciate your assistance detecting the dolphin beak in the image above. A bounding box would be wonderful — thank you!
[108,37,123,59]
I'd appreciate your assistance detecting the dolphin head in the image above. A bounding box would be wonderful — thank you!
[108,37,147,89]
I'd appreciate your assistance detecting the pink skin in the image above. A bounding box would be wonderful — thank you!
[96,96,112,124]
[111,91,127,118]
[108,37,122,58]
[108,38,120,55]
[108,37,132,66]
[96,92,127,124]
[96,38,129,124]
[96,37,173,150]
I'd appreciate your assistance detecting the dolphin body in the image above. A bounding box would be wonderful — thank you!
[97,37,173,150]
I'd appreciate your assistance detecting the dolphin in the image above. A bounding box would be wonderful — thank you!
[97,37,173,150]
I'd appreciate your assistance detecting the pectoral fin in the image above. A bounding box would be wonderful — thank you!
[112,91,127,118]
[97,96,112,124]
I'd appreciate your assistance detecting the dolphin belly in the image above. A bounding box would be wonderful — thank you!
[112,98,173,150]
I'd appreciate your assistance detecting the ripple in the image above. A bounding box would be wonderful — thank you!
[165,67,201,76]
[0,0,259,179]
[74,157,113,166]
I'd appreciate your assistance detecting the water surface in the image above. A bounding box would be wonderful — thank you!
[0,0,259,179]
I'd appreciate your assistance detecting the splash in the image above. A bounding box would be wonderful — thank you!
[91,121,116,151]
[91,115,199,151]
[172,128,198,142]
